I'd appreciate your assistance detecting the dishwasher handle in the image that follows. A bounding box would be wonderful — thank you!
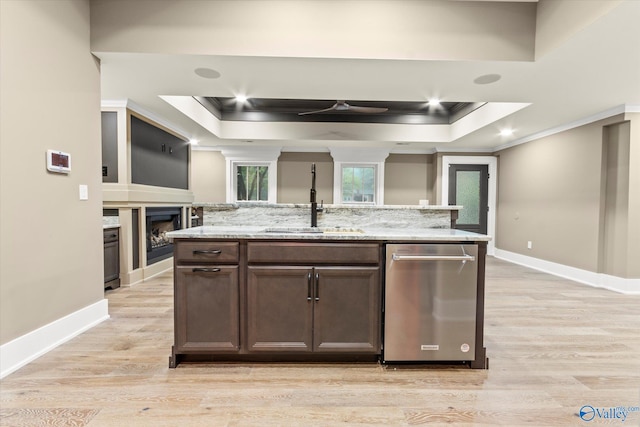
[392,254,475,262]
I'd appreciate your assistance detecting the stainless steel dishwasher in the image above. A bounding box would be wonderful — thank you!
[383,243,478,362]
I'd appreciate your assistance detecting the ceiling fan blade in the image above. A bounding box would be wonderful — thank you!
[297,100,388,115]
[298,106,337,116]
[346,105,389,113]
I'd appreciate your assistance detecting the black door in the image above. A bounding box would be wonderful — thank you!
[448,164,488,234]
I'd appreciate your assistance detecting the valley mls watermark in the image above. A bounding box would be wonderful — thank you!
[579,405,640,422]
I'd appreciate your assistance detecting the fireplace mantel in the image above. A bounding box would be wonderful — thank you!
[103,183,194,204]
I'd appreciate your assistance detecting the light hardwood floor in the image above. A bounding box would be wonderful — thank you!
[1,257,639,426]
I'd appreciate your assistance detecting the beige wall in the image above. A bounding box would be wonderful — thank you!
[90,0,535,62]
[0,0,104,344]
[495,114,635,275]
[278,152,334,204]
[626,113,640,278]
[535,0,622,59]
[384,154,429,205]
[191,151,434,206]
[600,122,631,277]
[191,150,226,203]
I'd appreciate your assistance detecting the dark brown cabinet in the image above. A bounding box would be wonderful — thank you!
[171,241,241,367]
[103,227,120,289]
[174,266,239,352]
[171,239,382,367]
[246,241,381,354]
[247,266,380,353]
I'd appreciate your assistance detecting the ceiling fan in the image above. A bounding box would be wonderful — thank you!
[298,100,388,116]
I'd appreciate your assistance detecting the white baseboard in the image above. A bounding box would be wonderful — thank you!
[0,299,109,379]
[494,249,640,295]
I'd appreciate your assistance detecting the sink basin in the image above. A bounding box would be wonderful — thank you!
[263,227,364,234]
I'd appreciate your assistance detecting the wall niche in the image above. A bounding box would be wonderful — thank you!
[130,115,189,190]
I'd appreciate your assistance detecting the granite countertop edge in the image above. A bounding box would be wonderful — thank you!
[193,202,463,211]
[167,226,491,242]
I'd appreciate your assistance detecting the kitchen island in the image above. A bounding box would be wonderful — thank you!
[167,222,490,369]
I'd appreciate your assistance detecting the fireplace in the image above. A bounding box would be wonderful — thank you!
[146,207,182,265]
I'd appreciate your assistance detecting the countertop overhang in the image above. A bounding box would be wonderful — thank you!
[167,226,491,242]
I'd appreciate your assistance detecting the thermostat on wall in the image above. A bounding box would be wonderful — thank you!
[46,149,71,173]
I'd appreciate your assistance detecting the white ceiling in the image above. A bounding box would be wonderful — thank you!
[96,0,640,153]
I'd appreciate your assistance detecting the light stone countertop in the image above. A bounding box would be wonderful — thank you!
[193,202,462,211]
[102,216,120,229]
[167,226,491,242]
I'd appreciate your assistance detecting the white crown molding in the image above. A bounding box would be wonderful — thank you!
[329,147,390,162]
[219,146,282,161]
[434,147,494,154]
[101,99,192,141]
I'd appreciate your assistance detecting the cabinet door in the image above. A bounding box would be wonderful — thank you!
[313,267,381,353]
[247,266,313,352]
[174,266,239,352]
[103,240,119,283]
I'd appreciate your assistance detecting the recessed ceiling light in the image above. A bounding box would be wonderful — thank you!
[189,139,199,145]
[194,68,221,79]
[500,128,514,136]
[474,74,501,85]
[428,98,441,107]
[235,95,248,103]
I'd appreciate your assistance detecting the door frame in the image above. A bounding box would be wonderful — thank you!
[441,156,497,255]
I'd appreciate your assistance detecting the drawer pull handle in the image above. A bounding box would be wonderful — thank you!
[192,268,221,273]
[106,234,117,238]
[193,250,222,255]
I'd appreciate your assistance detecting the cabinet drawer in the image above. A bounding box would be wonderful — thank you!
[248,242,380,265]
[175,241,239,264]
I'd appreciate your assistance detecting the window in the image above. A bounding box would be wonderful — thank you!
[330,147,389,206]
[222,146,281,204]
[341,165,376,203]
[235,164,269,201]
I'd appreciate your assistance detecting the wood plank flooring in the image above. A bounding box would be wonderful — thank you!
[1,257,639,426]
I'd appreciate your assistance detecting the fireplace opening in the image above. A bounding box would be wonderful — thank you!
[146,207,182,265]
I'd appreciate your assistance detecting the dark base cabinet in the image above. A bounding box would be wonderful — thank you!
[170,239,382,367]
[247,266,380,353]
[103,227,120,290]
[169,238,487,369]
[174,266,239,352]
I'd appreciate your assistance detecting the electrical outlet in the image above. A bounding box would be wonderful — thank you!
[527,241,532,249]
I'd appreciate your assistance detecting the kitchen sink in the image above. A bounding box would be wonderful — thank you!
[263,227,364,234]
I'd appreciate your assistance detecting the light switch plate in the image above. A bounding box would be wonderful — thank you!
[79,184,88,200]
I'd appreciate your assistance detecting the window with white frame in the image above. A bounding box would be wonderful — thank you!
[235,164,269,201]
[221,147,281,204]
[341,164,377,203]
[330,147,389,206]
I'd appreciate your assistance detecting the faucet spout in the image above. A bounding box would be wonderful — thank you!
[311,163,317,227]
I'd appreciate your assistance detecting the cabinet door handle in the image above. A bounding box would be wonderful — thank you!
[107,234,117,238]
[193,250,222,255]
[307,272,312,301]
[314,273,320,302]
[192,268,221,273]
